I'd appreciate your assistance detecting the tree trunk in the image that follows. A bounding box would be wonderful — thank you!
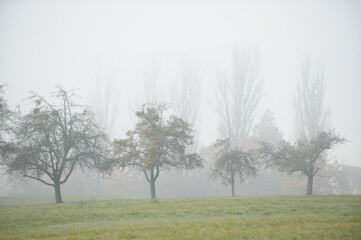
[150,180,156,199]
[306,175,313,195]
[231,173,235,197]
[54,182,63,203]
[147,167,159,199]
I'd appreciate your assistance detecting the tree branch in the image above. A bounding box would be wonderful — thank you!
[24,175,54,186]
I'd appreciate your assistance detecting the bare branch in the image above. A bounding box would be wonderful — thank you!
[213,45,262,147]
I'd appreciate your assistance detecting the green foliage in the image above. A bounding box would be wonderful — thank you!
[260,131,345,177]
[259,131,346,195]
[0,195,360,239]
[105,103,202,198]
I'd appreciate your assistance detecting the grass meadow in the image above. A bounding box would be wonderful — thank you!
[0,195,360,239]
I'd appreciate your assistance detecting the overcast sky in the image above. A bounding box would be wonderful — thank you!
[1,0,360,167]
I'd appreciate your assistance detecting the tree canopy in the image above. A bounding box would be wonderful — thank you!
[259,130,345,195]
[211,137,258,197]
[106,103,203,199]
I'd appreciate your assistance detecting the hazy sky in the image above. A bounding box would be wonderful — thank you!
[1,0,360,166]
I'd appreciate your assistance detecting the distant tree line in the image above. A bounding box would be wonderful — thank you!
[0,48,346,203]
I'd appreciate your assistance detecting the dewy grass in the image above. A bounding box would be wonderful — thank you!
[0,195,360,239]
[0,193,145,206]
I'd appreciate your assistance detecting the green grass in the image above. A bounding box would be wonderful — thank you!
[0,195,360,239]
[0,193,144,206]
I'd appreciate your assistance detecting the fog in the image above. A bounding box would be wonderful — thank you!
[1,0,360,198]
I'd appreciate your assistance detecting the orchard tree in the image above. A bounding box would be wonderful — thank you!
[1,86,109,203]
[259,131,345,195]
[106,104,203,199]
[211,138,258,197]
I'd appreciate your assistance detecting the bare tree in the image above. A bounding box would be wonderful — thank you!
[134,59,160,107]
[91,64,120,139]
[213,45,262,147]
[294,58,329,139]
[129,58,161,125]
[143,59,160,105]
[171,57,202,151]
[1,86,109,203]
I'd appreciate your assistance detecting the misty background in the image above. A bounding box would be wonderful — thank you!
[1,0,360,197]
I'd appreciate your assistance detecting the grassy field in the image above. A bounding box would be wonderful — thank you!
[0,195,360,239]
[0,193,144,206]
